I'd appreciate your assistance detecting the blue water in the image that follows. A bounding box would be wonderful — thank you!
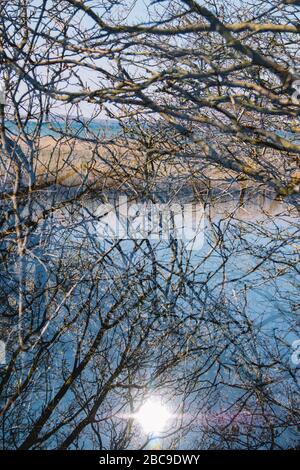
[5,118,121,138]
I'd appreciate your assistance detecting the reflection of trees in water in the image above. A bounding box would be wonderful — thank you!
[1,0,300,450]
[0,191,299,450]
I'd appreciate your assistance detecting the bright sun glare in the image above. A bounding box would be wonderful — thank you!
[134,398,171,435]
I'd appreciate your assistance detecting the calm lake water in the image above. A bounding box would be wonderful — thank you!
[51,188,300,448]
[1,181,299,449]
[5,119,121,138]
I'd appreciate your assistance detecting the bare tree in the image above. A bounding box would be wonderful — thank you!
[0,0,299,450]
